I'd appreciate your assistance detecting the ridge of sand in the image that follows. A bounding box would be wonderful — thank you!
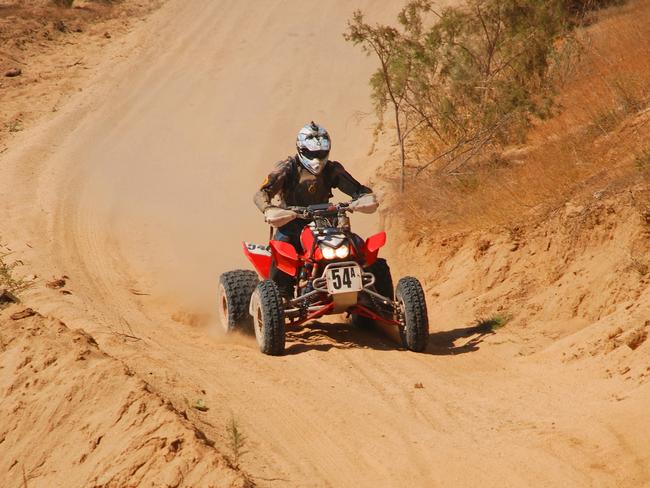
[0,307,249,487]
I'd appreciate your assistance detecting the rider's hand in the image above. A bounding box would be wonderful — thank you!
[349,193,379,214]
[264,207,298,228]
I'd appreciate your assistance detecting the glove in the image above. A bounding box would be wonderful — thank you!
[264,207,298,227]
[349,193,379,214]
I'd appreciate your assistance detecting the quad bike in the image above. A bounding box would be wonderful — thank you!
[217,201,429,356]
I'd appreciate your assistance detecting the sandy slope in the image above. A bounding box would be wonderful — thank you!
[0,308,249,487]
[1,1,649,487]
[0,0,163,152]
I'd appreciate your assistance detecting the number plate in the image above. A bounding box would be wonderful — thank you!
[326,265,363,294]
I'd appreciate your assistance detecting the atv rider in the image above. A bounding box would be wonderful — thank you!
[253,121,379,297]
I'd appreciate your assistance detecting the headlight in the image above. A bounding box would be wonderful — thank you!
[335,244,349,259]
[320,245,349,260]
[321,246,336,260]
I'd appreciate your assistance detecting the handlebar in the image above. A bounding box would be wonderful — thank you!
[287,202,351,219]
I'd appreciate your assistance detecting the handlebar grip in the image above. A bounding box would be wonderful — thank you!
[286,202,352,215]
[288,206,308,213]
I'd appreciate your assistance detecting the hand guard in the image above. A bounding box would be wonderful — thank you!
[349,193,379,214]
[264,207,298,228]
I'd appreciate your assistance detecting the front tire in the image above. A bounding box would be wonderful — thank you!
[218,270,259,333]
[250,280,285,356]
[396,277,429,352]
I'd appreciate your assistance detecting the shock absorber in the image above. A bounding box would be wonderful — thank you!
[299,262,314,295]
[338,211,351,231]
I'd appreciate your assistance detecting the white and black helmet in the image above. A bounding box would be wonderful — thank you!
[296,121,331,175]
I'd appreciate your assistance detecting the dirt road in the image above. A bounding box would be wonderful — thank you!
[1,1,648,486]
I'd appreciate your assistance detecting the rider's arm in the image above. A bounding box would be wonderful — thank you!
[328,161,373,199]
[253,158,293,213]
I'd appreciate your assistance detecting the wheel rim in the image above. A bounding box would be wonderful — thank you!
[397,296,408,346]
[397,298,406,326]
[218,284,229,332]
[256,308,264,334]
[251,292,264,347]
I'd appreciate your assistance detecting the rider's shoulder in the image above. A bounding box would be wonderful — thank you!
[325,160,346,174]
[271,156,298,172]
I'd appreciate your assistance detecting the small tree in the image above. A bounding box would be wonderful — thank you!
[345,6,420,192]
[345,0,573,188]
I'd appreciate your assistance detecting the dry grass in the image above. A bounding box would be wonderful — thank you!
[0,251,30,306]
[226,416,247,469]
[475,314,512,331]
[393,0,650,238]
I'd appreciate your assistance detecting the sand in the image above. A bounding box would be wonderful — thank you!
[1,1,648,486]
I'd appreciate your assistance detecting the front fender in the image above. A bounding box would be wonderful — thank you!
[269,240,300,277]
[363,231,386,266]
[242,242,272,279]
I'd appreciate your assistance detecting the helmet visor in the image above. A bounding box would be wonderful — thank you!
[301,149,329,161]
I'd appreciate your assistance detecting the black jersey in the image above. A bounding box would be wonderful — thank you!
[254,155,372,212]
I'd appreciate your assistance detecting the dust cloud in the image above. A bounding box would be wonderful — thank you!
[70,0,397,325]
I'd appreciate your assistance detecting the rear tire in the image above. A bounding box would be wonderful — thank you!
[250,280,285,356]
[352,258,393,328]
[218,270,259,333]
[396,277,429,352]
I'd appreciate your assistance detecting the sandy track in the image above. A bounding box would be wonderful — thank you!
[1,1,648,486]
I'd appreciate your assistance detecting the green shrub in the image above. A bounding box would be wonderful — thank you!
[475,314,512,330]
[345,0,604,188]
[227,416,247,469]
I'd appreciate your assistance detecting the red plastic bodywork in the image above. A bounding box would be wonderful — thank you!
[363,231,387,266]
[242,240,301,278]
[241,228,401,331]
[300,226,315,258]
[269,240,300,277]
[243,229,387,280]
[242,242,272,279]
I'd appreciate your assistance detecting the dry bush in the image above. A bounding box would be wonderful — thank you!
[0,252,29,299]
[395,0,650,235]
[347,0,572,192]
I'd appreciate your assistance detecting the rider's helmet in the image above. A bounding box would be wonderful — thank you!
[296,121,331,175]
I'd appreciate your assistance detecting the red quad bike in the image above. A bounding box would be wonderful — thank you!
[217,202,429,356]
